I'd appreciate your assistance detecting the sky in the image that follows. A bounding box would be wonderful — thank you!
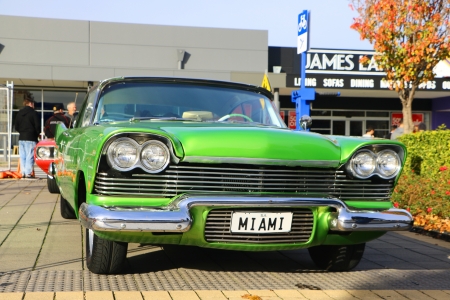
[0,0,373,50]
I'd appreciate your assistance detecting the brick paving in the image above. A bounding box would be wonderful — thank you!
[1,179,450,299]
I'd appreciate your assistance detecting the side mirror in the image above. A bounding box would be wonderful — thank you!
[300,115,312,130]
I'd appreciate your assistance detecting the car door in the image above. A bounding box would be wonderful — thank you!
[56,91,96,207]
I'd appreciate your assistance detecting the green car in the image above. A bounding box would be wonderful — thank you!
[53,76,413,274]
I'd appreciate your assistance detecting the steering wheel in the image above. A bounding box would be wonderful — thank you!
[218,114,253,122]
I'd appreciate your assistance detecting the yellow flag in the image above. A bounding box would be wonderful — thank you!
[261,74,272,92]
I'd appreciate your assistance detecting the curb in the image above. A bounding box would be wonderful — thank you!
[411,226,450,243]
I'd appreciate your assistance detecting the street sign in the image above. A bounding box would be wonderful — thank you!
[297,10,309,54]
[293,10,315,131]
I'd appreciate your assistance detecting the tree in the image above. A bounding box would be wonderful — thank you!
[350,0,450,133]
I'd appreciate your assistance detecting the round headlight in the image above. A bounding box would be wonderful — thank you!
[107,138,139,171]
[37,147,51,159]
[350,150,376,178]
[377,150,401,178]
[140,140,170,173]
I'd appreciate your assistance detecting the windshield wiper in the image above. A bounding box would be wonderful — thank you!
[129,116,198,122]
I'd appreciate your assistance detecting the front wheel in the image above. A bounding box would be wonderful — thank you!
[85,228,128,274]
[47,176,60,194]
[308,243,365,271]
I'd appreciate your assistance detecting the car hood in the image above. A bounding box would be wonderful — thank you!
[104,122,342,167]
[160,126,341,167]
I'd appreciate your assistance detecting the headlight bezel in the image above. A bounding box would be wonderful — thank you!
[105,136,171,173]
[347,146,403,180]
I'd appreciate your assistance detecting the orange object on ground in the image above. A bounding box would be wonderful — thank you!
[0,159,22,179]
[0,171,22,179]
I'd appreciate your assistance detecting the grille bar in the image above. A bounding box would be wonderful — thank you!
[94,163,394,200]
[204,209,314,244]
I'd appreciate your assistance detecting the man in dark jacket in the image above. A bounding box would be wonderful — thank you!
[14,96,40,178]
[44,104,70,139]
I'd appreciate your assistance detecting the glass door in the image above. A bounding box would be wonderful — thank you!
[350,120,363,136]
[332,120,346,135]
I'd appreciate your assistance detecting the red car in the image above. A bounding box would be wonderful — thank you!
[34,139,59,193]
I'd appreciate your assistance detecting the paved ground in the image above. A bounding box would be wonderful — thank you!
[1,178,450,299]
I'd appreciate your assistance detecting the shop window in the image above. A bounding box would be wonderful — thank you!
[350,121,363,136]
[311,110,331,116]
[367,111,389,117]
[367,120,389,138]
[332,111,365,117]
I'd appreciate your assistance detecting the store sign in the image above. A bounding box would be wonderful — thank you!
[288,111,297,129]
[287,74,450,92]
[303,50,382,74]
[391,112,424,126]
[285,49,450,91]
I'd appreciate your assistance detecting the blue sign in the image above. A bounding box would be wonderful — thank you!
[297,10,309,54]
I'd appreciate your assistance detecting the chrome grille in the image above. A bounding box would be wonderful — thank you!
[94,163,393,200]
[204,209,313,244]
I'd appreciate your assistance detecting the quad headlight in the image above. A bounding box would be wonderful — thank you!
[106,137,170,173]
[376,149,401,178]
[349,148,401,179]
[350,150,376,178]
[107,138,139,171]
[140,140,170,173]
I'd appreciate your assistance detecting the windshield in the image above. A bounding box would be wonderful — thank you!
[93,82,286,128]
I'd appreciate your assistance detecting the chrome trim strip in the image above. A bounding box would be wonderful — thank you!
[79,195,413,233]
[182,156,340,167]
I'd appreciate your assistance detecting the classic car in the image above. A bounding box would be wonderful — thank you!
[34,138,59,193]
[51,76,413,274]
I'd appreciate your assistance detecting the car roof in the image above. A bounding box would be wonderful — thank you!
[95,76,274,100]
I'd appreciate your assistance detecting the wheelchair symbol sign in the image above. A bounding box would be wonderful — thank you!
[298,13,308,35]
[297,10,309,54]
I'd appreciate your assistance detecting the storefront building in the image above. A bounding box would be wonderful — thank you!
[1,14,449,155]
[0,14,284,154]
[269,47,450,137]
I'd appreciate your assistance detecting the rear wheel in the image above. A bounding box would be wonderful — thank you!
[47,176,60,194]
[308,243,365,271]
[85,228,128,274]
[60,195,76,219]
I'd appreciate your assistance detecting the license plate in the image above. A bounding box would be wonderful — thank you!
[230,212,293,233]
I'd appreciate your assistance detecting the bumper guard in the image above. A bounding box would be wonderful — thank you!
[79,195,413,233]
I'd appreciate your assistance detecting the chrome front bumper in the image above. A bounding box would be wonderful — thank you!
[79,195,413,233]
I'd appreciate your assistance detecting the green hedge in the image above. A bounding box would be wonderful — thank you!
[391,126,450,217]
[398,126,450,176]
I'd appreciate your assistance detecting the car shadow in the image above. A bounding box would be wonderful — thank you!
[123,243,321,274]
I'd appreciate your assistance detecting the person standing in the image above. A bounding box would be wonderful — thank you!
[44,104,70,139]
[14,96,40,178]
[390,119,404,140]
[418,122,426,131]
[363,127,374,138]
[65,101,78,128]
[386,125,398,139]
